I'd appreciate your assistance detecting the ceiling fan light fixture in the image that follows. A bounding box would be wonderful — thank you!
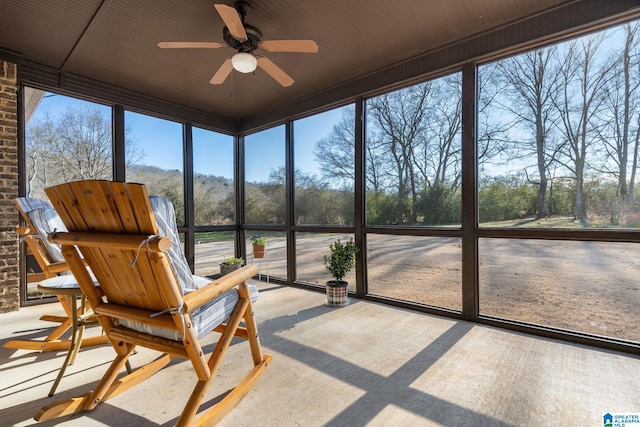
[231,52,257,73]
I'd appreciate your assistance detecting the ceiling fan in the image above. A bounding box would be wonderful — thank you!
[158,1,318,87]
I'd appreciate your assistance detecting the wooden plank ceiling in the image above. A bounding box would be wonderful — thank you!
[0,0,592,124]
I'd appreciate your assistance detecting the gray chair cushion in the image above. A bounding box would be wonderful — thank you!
[15,197,67,263]
[122,285,259,340]
[120,195,259,341]
[149,195,198,294]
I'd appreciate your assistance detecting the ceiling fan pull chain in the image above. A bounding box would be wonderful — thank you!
[230,71,234,99]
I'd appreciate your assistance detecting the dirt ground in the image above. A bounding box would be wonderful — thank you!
[193,234,640,343]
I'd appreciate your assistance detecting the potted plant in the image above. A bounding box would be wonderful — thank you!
[251,236,267,259]
[323,238,358,306]
[220,257,244,276]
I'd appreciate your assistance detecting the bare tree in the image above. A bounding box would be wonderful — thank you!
[413,75,463,223]
[424,74,463,191]
[497,46,563,218]
[316,77,463,225]
[367,82,432,223]
[313,107,356,190]
[26,104,142,199]
[554,34,616,220]
[27,106,111,197]
[599,23,640,203]
[313,106,390,195]
[477,62,515,171]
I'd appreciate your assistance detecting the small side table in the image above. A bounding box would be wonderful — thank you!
[37,275,97,396]
[251,254,269,284]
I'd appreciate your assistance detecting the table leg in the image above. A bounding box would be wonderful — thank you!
[47,294,81,397]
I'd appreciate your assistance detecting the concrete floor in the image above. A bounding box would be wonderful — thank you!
[1,282,639,426]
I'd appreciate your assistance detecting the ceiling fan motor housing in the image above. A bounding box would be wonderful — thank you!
[223,23,263,52]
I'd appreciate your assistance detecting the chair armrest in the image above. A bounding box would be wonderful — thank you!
[23,235,61,272]
[45,260,71,273]
[183,265,258,312]
[16,225,34,236]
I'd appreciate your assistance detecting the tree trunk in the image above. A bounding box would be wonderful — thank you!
[535,117,548,218]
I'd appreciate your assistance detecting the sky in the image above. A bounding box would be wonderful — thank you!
[30,93,345,183]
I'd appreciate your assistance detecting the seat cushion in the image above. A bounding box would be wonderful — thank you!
[16,197,68,263]
[190,283,259,339]
[149,195,197,294]
[120,281,259,341]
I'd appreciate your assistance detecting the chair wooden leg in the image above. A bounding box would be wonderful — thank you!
[3,334,109,351]
[38,314,68,323]
[35,350,132,422]
[6,295,75,347]
[4,294,107,352]
[35,352,171,422]
[42,317,73,341]
[176,302,248,426]
[193,354,272,427]
[191,285,273,425]
[177,298,271,427]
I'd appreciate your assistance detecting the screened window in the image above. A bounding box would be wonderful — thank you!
[24,89,112,199]
[293,105,355,225]
[475,19,640,344]
[244,126,285,224]
[478,21,640,229]
[247,231,287,281]
[194,231,235,277]
[125,111,185,225]
[367,235,462,311]
[479,238,640,342]
[365,73,462,226]
[193,127,235,226]
[295,233,355,289]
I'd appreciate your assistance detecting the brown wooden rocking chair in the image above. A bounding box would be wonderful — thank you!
[35,180,271,426]
[4,197,108,352]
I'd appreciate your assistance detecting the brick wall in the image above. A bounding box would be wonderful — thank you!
[0,59,19,312]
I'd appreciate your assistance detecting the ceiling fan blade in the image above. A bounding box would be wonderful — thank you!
[158,42,225,49]
[210,59,234,85]
[257,57,294,87]
[214,4,247,42]
[261,40,319,53]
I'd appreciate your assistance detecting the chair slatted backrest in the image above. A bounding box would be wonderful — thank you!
[45,180,182,314]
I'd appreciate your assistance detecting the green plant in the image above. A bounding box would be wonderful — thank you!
[251,236,266,245]
[222,257,244,265]
[323,238,358,282]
